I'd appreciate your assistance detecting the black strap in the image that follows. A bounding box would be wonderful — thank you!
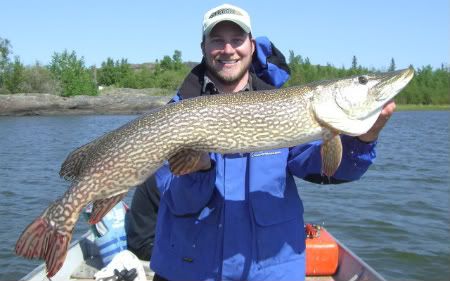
[268,42,291,75]
[177,64,205,100]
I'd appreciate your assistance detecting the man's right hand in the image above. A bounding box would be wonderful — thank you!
[168,149,212,176]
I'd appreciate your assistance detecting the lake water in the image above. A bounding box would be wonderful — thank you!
[0,111,448,280]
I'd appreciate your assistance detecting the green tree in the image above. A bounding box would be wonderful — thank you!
[172,50,183,70]
[3,56,26,93]
[351,55,358,70]
[116,58,135,88]
[0,37,12,87]
[388,58,396,71]
[97,57,119,86]
[159,55,174,72]
[97,57,134,87]
[148,50,190,90]
[49,50,97,96]
[286,50,304,86]
[134,67,155,88]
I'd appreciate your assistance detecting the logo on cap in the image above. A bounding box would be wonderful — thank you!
[209,8,243,19]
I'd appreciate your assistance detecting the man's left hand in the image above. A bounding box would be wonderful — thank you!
[357,100,396,143]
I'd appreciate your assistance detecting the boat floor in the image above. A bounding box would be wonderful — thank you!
[71,258,337,281]
[60,232,338,281]
[22,230,386,281]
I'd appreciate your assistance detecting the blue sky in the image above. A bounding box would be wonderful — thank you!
[2,0,448,70]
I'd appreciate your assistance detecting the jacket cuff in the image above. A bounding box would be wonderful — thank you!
[341,135,377,155]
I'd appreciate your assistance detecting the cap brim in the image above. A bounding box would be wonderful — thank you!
[204,19,251,36]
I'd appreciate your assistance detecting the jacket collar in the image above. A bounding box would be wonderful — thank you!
[178,62,274,100]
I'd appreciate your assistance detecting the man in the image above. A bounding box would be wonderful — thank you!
[146,4,394,281]
[125,34,289,262]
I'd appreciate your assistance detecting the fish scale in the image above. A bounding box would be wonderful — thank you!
[15,67,414,277]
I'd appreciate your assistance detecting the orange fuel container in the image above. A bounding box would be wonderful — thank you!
[305,225,339,276]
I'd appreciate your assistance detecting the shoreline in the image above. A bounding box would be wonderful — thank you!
[395,104,449,111]
[0,91,448,116]
[0,89,173,116]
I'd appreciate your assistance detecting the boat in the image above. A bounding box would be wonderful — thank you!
[20,224,387,281]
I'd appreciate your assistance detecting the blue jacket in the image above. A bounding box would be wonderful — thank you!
[149,64,377,281]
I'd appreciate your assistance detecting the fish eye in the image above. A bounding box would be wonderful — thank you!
[358,76,368,85]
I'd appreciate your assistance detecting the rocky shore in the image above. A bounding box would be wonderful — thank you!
[0,88,173,116]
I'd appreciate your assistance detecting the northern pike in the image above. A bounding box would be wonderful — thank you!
[15,67,414,277]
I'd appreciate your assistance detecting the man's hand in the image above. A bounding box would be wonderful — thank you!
[358,100,396,143]
[168,149,212,176]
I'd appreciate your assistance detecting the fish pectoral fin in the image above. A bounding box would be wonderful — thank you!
[321,133,343,177]
[88,193,127,224]
[15,217,71,278]
[168,149,202,175]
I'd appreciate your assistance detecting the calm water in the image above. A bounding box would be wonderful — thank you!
[0,111,448,280]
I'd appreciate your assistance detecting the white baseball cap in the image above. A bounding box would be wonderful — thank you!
[202,3,252,36]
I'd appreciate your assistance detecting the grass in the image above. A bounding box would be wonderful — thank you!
[396,104,450,111]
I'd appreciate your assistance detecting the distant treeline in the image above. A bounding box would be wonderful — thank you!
[285,52,449,105]
[0,37,448,105]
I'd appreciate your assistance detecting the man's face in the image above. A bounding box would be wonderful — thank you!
[202,21,255,86]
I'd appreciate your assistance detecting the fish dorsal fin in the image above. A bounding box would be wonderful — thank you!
[312,97,381,136]
[59,140,98,181]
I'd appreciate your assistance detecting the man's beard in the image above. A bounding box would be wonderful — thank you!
[205,58,251,86]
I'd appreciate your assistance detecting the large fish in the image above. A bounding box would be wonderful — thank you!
[15,67,414,277]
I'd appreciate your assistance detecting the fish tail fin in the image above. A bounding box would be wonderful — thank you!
[15,217,72,277]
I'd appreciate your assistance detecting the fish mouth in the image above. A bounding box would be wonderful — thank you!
[372,67,415,102]
[360,67,414,125]
[312,67,415,136]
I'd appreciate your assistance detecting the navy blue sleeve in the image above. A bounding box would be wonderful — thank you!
[287,135,377,184]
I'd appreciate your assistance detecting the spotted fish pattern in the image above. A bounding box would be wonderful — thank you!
[15,68,414,277]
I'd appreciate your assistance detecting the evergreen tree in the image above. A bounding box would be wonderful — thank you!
[389,58,396,71]
[97,57,118,86]
[351,55,358,70]
[0,39,447,106]
[3,56,25,93]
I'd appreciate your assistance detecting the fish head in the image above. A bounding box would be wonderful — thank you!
[311,67,414,136]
